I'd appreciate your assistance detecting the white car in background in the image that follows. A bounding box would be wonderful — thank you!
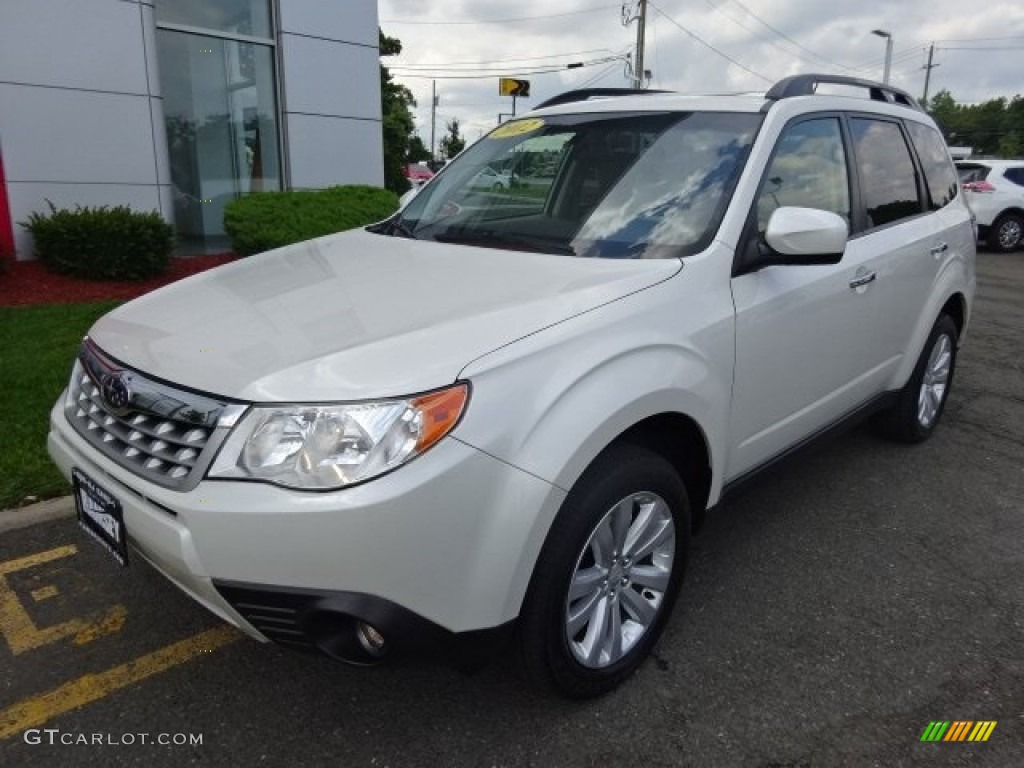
[956,159,1024,252]
[468,166,512,191]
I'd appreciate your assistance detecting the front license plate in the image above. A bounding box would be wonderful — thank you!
[73,468,128,566]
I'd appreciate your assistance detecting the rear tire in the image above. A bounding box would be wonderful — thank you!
[876,314,958,443]
[518,444,690,698]
[987,212,1023,252]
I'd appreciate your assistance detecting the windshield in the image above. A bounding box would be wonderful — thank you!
[381,110,762,258]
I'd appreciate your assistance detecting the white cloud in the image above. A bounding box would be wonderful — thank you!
[379,0,1024,151]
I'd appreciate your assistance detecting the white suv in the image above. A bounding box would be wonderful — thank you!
[956,159,1024,252]
[48,74,975,698]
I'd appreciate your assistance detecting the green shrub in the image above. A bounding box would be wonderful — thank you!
[23,202,174,280]
[223,185,399,256]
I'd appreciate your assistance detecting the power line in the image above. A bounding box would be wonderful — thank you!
[649,2,773,83]
[938,46,1024,52]
[691,0,861,73]
[576,60,626,89]
[380,5,620,26]
[933,36,1024,43]
[390,58,621,74]
[720,0,861,72]
[390,56,625,80]
[391,49,619,68]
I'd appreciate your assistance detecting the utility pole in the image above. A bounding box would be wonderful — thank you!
[623,1,649,89]
[430,80,438,162]
[921,43,939,106]
[634,0,647,89]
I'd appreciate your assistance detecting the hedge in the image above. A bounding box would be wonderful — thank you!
[22,202,174,280]
[223,185,399,256]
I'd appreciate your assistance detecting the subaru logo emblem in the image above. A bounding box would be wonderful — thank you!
[100,373,131,411]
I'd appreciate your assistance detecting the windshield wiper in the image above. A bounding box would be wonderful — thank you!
[373,215,417,239]
[432,230,574,255]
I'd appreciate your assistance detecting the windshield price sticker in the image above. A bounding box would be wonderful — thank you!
[489,118,545,140]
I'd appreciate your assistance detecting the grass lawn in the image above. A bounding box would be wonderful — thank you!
[0,301,121,509]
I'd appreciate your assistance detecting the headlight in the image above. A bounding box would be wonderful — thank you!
[208,383,469,490]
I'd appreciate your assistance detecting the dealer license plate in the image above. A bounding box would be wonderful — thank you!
[73,468,128,566]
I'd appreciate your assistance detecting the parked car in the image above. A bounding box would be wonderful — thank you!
[468,166,512,191]
[403,163,435,186]
[956,159,1024,251]
[49,74,974,698]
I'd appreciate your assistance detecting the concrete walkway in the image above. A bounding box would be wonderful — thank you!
[0,496,75,534]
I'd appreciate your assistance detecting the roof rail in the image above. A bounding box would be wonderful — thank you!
[533,88,671,111]
[765,74,923,112]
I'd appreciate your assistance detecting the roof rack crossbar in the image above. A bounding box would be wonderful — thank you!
[765,74,924,112]
[533,88,671,111]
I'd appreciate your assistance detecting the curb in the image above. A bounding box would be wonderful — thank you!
[0,496,76,534]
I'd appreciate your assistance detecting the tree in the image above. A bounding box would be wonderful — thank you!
[408,134,431,163]
[379,30,416,194]
[926,89,1024,157]
[439,118,466,160]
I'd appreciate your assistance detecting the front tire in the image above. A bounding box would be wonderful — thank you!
[876,314,958,443]
[518,444,691,698]
[988,212,1023,252]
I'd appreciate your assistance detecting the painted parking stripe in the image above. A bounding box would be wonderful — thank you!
[0,545,126,654]
[0,625,240,739]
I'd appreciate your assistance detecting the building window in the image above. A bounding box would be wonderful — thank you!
[155,1,280,247]
[155,0,272,39]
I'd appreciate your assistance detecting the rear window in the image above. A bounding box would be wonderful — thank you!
[956,164,991,183]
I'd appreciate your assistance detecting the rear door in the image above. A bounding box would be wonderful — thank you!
[728,115,891,479]
[840,116,940,387]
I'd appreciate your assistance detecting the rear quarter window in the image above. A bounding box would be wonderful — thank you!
[906,122,958,209]
[1003,167,1024,187]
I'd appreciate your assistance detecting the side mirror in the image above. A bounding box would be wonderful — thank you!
[763,207,848,265]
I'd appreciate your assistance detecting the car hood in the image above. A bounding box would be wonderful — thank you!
[89,229,680,402]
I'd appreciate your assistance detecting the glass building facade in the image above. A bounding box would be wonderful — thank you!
[155,0,281,247]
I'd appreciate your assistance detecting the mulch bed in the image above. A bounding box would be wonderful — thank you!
[0,253,237,307]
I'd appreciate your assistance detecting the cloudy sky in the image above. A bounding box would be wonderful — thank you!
[377,0,1023,147]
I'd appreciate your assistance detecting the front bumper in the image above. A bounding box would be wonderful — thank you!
[48,398,565,661]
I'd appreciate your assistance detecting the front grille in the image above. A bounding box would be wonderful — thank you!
[66,340,242,491]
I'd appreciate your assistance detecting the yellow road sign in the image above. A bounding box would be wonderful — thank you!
[499,78,530,97]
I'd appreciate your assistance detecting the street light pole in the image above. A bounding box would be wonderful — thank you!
[872,29,893,85]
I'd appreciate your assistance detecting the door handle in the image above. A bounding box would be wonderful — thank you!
[849,271,877,289]
[930,242,949,257]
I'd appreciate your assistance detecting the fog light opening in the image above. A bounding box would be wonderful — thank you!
[356,621,386,657]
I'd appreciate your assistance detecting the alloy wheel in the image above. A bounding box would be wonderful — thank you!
[917,333,952,428]
[565,492,675,669]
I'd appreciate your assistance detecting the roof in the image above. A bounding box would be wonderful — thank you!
[955,158,1024,166]
[529,73,926,119]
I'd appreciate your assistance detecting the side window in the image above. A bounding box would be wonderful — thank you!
[850,118,922,228]
[906,122,958,209]
[756,117,850,233]
[1004,167,1024,187]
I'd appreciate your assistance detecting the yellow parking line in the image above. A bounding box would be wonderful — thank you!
[0,545,125,654]
[0,625,240,739]
[30,586,59,602]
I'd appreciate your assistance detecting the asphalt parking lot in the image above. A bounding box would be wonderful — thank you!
[1,250,1021,767]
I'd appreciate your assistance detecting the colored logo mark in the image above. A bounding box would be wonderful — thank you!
[920,721,997,742]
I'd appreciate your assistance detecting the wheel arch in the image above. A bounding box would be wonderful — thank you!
[611,413,713,532]
[941,291,967,339]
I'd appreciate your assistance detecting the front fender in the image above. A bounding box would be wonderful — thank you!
[453,278,734,620]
